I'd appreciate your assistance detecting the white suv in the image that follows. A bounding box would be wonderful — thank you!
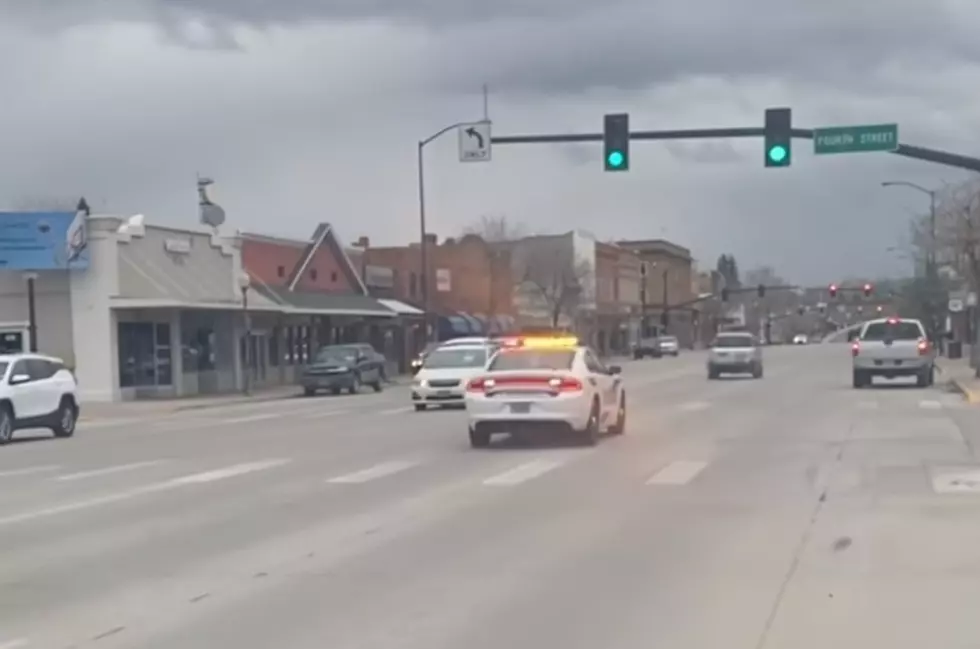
[0,353,79,444]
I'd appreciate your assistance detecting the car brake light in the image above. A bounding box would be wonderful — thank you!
[917,339,929,355]
[548,376,583,392]
[851,341,860,357]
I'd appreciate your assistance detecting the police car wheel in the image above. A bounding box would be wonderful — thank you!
[469,426,490,448]
[580,402,600,446]
[608,395,626,435]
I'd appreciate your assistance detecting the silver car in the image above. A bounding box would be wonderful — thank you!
[707,332,763,379]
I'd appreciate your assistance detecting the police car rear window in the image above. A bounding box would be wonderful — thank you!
[489,350,575,371]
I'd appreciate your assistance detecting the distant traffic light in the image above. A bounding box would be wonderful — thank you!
[829,283,838,299]
[757,284,766,298]
[764,107,792,168]
[876,305,883,313]
[721,287,729,302]
[863,283,873,297]
[798,306,805,315]
[603,113,630,172]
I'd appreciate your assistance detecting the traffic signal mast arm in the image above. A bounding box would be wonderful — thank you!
[492,127,980,174]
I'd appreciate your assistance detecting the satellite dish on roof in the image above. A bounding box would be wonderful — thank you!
[197,175,226,229]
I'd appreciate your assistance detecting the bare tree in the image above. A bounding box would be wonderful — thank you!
[462,215,527,243]
[516,247,592,328]
[926,179,980,294]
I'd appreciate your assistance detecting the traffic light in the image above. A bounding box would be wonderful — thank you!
[603,113,630,172]
[829,283,838,299]
[721,287,729,302]
[764,107,792,168]
[757,284,766,298]
[863,283,873,297]
[876,305,883,313]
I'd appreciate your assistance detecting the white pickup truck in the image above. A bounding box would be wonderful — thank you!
[851,317,935,388]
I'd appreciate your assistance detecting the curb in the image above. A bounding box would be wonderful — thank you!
[948,377,980,404]
[172,391,301,412]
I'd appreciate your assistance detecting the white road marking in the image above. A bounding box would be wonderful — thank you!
[300,408,354,419]
[169,459,292,485]
[678,401,710,412]
[55,460,166,482]
[857,400,879,410]
[0,466,59,478]
[0,638,29,648]
[0,459,292,527]
[919,399,942,409]
[483,459,565,486]
[327,460,420,484]
[930,467,980,494]
[220,413,279,424]
[377,406,412,415]
[646,460,709,485]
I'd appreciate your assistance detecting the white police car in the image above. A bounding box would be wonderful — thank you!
[463,335,626,447]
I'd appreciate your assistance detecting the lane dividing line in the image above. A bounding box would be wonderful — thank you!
[300,408,354,420]
[377,406,412,415]
[919,400,942,409]
[219,413,280,425]
[857,400,879,410]
[0,459,292,528]
[0,466,60,479]
[56,460,166,482]
[0,638,29,648]
[678,401,711,412]
[327,460,421,484]
[483,459,565,486]
[646,460,709,485]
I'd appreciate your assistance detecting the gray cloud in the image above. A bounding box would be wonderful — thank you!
[1,1,980,285]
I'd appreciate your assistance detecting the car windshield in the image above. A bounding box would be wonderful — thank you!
[488,349,576,371]
[713,335,754,348]
[314,347,357,363]
[660,336,677,343]
[424,348,487,369]
[862,321,922,341]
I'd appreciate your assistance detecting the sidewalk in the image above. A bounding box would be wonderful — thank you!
[937,352,980,404]
[78,385,302,421]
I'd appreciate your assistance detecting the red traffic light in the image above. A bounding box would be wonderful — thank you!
[829,284,838,298]
[863,283,873,297]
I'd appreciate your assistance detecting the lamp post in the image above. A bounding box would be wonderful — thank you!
[23,272,38,352]
[417,120,489,342]
[237,272,251,395]
[881,181,937,274]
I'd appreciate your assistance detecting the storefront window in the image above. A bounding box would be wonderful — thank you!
[0,332,24,354]
[118,322,172,387]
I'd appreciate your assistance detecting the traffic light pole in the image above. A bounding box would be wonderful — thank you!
[492,127,980,174]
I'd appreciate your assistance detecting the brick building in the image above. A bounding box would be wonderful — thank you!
[617,239,697,347]
[594,241,643,355]
[358,233,516,340]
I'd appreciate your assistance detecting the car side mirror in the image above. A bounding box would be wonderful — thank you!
[608,365,622,375]
[8,373,30,386]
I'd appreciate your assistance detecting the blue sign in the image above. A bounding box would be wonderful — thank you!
[0,211,90,270]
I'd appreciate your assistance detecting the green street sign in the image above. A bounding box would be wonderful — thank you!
[813,123,899,155]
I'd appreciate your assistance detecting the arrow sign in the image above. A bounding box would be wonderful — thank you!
[465,127,484,149]
[458,122,491,162]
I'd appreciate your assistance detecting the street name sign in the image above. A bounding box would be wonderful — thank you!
[813,123,899,155]
[458,121,492,162]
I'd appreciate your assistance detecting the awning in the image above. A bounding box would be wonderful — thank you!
[252,285,397,317]
[377,298,424,316]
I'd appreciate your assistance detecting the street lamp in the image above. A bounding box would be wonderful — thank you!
[23,272,38,352]
[881,181,937,271]
[237,272,251,396]
[417,120,488,342]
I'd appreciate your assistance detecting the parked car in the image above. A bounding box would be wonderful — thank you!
[301,344,384,396]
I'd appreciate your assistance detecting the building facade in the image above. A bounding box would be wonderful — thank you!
[618,238,696,347]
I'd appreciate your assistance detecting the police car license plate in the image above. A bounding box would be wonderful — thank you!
[510,402,531,414]
[436,390,451,398]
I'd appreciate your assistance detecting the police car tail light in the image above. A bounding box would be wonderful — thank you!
[466,377,493,392]
[548,376,583,392]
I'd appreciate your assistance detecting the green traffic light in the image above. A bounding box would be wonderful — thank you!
[768,145,787,163]
[607,151,624,167]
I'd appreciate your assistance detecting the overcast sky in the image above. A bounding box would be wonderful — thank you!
[2,0,979,284]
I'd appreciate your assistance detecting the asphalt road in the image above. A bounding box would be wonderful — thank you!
[2,345,979,648]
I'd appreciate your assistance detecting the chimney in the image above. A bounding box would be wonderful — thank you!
[355,236,370,248]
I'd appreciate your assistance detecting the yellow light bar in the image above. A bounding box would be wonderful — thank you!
[520,336,579,349]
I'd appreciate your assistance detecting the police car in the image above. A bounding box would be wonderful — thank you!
[463,335,626,447]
